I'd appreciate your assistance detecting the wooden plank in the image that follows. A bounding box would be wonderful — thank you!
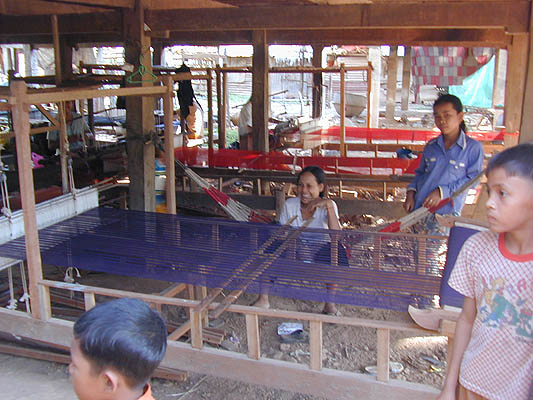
[309,320,322,371]
[245,314,260,360]
[157,28,510,48]
[21,85,167,105]
[10,81,49,321]
[162,75,176,214]
[38,279,430,333]
[83,292,96,311]
[252,30,269,152]
[376,328,390,382]
[147,3,530,33]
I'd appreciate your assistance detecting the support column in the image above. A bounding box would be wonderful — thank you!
[153,43,163,66]
[10,81,50,320]
[312,45,324,119]
[504,34,528,136]
[124,0,156,212]
[368,47,381,129]
[401,47,411,111]
[252,30,269,152]
[386,46,398,123]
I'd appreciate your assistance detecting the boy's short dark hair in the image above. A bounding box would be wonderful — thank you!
[486,142,533,182]
[73,298,167,389]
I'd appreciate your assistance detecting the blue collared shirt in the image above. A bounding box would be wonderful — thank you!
[407,131,484,215]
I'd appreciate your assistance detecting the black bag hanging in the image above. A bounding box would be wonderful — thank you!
[176,64,195,119]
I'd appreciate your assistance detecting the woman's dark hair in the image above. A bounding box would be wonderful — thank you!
[486,142,533,182]
[73,298,167,389]
[297,165,326,198]
[434,94,467,132]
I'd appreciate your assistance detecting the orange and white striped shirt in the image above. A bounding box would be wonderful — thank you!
[449,230,533,400]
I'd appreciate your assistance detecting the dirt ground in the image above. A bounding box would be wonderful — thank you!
[9,267,448,399]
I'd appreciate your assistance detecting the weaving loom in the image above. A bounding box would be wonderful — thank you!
[0,207,447,312]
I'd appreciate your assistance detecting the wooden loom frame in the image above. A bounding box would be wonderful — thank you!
[0,80,442,400]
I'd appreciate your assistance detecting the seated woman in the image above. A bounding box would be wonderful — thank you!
[253,165,346,315]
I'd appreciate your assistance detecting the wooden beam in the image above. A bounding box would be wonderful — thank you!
[340,63,346,157]
[268,28,511,48]
[376,328,390,382]
[252,30,269,152]
[504,33,529,134]
[147,3,530,33]
[309,320,323,370]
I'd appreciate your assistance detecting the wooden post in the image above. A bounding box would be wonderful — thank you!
[310,320,323,370]
[252,30,269,152]
[275,189,285,220]
[190,309,203,349]
[368,47,381,129]
[386,46,398,123]
[87,99,95,134]
[51,15,62,86]
[376,328,390,382]
[340,63,346,157]
[216,69,226,148]
[223,64,229,141]
[312,45,324,119]
[84,292,96,311]
[519,14,533,142]
[207,69,214,167]
[162,75,176,214]
[504,34,528,135]
[123,0,156,212]
[10,80,50,321]
[245,314,260,360]
[57,101,69,194]
[401,47,411,111]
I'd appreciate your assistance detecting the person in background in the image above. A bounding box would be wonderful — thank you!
[253,166,346,315]
[69,298,167,400]
[437,143,533,400]
[404,94,484,235]
[47,100,88,154]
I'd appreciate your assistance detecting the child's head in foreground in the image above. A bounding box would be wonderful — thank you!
[70,298,167,400]
[485,142,533,235]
